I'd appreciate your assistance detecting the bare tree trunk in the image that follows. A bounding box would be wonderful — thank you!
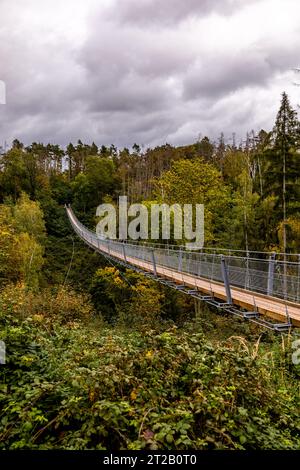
[258,157,263,197]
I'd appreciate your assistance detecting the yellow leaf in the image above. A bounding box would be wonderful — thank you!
[145,350,154,359]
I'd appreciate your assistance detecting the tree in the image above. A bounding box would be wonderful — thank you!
[12,192,46,243]
[154,158,232,246]
[90,266,164,326]
[234,169,260,251]
[196,136,214,162]
[14,232,44,290]
[214,132,226,170]
[71,156,119,214]
[0,195,45,288]
[264,92,300,254]
[253,129,272,197]
[0,148,29,201]
[0,205,19,285]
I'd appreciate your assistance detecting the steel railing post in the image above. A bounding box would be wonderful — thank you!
[245,251,250,290]
[151,249,157,276]
[221,255,232,305]
[267,252,276,296]
[178,247,182,272]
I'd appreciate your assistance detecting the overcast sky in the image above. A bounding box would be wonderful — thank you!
[0,0,300,149]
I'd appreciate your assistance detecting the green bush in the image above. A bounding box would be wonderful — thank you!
[1,301,299,450]
[0,284,95,324]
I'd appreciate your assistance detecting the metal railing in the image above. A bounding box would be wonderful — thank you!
[66,207,300,304]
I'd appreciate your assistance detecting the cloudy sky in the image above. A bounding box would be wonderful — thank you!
[0,0,300,149]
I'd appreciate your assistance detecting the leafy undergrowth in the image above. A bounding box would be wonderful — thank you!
[0,288,300,450]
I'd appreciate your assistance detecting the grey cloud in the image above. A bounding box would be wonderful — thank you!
[265,41,300,71]
[0,0,299,150]
[86,75,174,113]
[75,21,189,114]
[183,39,300,101]
[183,52,272,100]
[111,0,257,26]
[79,22,194,80]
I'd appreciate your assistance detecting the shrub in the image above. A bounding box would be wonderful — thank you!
[0,309,299,450]
[0,284,95,324]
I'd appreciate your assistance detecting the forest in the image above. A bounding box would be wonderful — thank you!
[0,92,300,450]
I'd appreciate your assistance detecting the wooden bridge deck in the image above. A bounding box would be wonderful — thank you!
[91,238,300,327]
[66,207,300,328]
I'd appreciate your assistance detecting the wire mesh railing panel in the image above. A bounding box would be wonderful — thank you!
[66,207,300,304]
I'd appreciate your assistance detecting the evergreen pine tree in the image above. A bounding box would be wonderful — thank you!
[264,92,300,252]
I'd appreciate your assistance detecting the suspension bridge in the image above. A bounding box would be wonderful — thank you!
[66,206,300,331]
